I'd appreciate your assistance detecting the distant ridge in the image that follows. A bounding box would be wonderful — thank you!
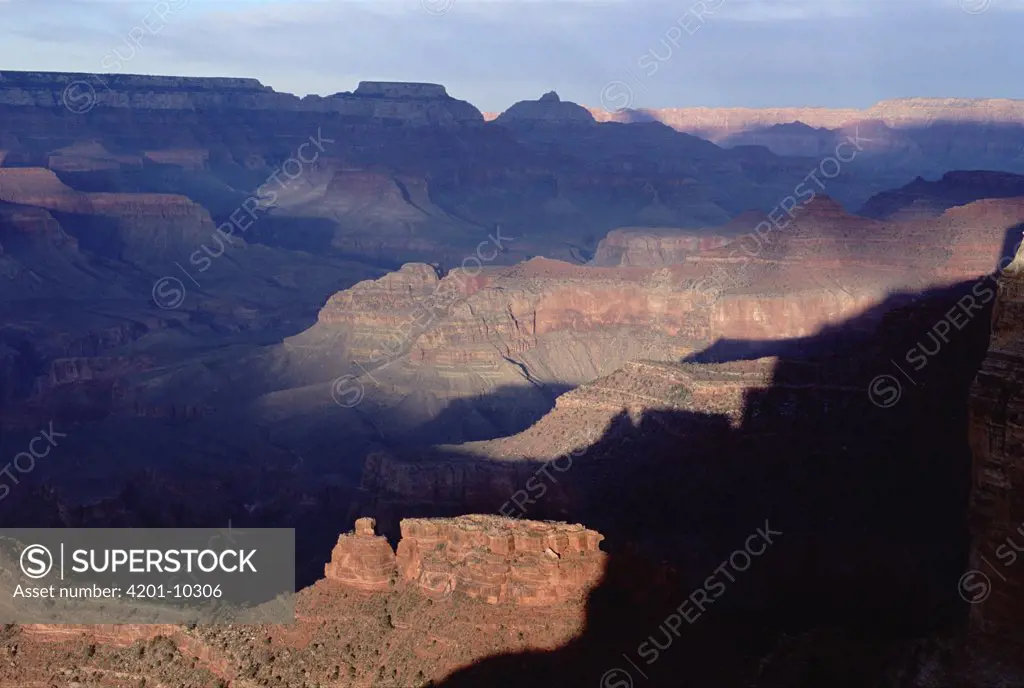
[586,98,1024,140]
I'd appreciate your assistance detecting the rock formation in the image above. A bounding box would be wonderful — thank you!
[394,515,605,604]
[0,167,214,263]
[1,516,606,685]
[324,514,606,604]
[0,72,483,126]
[967,237,1024,675]
[494,91,595,125]
[236,194,1024,458]
[324,517,399,592]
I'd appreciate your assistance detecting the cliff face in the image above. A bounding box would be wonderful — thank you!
[968,241,1024,670]
[0,72,483,126]
[0,167,214,262]
[272,196,1024,449]
[324,515,605,605]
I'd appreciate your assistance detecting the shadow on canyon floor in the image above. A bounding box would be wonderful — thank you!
[0,371,573,589]
[415,271,1008,687]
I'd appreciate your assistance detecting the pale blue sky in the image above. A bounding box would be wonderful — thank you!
[0,0,1020,112]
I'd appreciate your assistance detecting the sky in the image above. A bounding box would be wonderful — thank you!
[0,0,1021,113]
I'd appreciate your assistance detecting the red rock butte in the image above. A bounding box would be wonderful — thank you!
[326,515,606,605]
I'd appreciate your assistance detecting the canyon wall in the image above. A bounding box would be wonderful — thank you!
[968,239,1024,669]
[0,167,214,262]
[0,72,483,125]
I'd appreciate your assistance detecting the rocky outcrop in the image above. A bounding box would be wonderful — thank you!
[396,516,605,605]
[324,517,399,592]
[8,514,603,686]
[319,263,447,323]
[324,515,606,605]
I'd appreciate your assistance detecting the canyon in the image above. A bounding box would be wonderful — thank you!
[3,69,1024,686]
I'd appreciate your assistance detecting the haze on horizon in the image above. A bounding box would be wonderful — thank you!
[0,0,1021,113]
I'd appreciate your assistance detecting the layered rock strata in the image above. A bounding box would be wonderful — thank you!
[0,72,483,125]
[324,515,606,605]
[4,514,600,687]
[324,517,399,592]
[0,167,214,261]
[968,240,1024,667]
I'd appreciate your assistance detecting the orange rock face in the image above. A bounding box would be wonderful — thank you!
[396,515,605,605]
[323,517,398,592]
[325,515,606,605]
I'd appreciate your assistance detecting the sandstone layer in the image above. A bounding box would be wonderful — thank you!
[324,517,399,592]
[325,516,606,606]
[324,514,605,605]
[394,515,605,605]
